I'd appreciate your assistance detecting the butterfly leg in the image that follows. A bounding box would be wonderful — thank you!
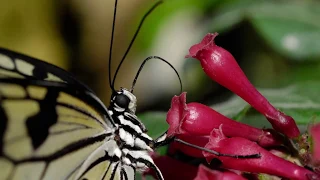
[153,131,174,148]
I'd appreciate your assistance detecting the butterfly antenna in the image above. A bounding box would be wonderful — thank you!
[175,138,261,159]
[108,0,118,92]
[130,56,182,93]
[111,1,163,89]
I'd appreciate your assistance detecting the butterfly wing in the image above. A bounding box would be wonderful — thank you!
[0,78,113,179]
[0,49,133,180]
[0,48,93,92]
[66,139,136,180]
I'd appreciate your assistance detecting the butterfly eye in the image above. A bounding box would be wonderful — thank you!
[115,94,130,109]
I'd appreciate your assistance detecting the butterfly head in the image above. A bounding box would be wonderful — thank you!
[111,88,137,113]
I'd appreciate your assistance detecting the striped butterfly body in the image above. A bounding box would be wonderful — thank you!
[0,47,164,180]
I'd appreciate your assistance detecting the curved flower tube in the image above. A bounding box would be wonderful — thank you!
[167,93,283,147]
[186,33,300,138]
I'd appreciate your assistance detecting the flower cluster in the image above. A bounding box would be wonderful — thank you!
[145,33,320,180]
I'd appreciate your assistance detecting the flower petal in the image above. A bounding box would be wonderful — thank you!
[166,92,188,136]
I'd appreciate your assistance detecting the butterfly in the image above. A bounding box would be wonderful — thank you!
[0,0,181,179]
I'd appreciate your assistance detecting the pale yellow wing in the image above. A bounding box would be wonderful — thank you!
[0,48,133,180]
[0,79,115,180]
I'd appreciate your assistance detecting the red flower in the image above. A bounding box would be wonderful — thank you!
[194,165,246,180]
[186,33,300,138]
[149,32,320,180]
[166,93,283,147]
[168,134,209,157]
[203,129,318,180]
[310,123,320,164]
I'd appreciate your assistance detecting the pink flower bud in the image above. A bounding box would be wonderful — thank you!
[166,93,283,147]
[194,165,246,180]
[186,33,300,138]
[203,129,317,180]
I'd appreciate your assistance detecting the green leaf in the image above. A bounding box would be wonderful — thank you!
[252,16,320,61]
[260,82,320,125]
[211,81,320,128]
[209,1,320,60]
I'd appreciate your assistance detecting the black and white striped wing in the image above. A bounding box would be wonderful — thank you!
[0,48,92,92]
[0,49,135,180]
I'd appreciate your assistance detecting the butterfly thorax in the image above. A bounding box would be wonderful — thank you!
[108,88,153,149]
[72,88,160,179]
[102,88,157,171]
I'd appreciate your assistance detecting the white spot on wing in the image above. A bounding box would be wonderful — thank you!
[0,54,14,69]
[16,59,34,76]
[46,73,64,82]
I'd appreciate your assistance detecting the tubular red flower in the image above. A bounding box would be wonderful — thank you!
[310,123,320,163]
[166,93,283,147]
[194,165,246,180]
[186,33,300,138]
[169,134,209,157]
[203,129,317,180]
